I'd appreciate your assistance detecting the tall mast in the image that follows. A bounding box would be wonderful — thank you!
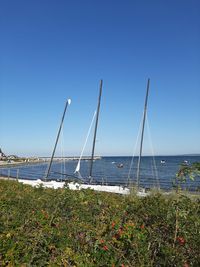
[136,78,150,189]
[45,99,71,181]
[89,79,103,182]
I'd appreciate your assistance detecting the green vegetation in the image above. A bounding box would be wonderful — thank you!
[174,162,200,192]
[176,162,200,182]
[0,180,200,266]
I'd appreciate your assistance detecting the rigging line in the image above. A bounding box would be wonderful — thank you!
[60,124,66,180]
[44,99,71,181]
[146,114,160,189]
[44,163,50,180]
[97,155,106,185]
[102,157,108,186]
[136,78,150,189]
[63,127,66,176]
[146,115,159,185]
[127,111,143,186]
[60,125,63,179]
[74,110,97,174]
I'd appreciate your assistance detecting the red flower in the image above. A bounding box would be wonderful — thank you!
[140,224,145,229]
[112,221,116,228]
[183,263,189,267]
[121,264,125,267]
[100,239,105,244]
[177,236,185,245]
[103,245,109,251]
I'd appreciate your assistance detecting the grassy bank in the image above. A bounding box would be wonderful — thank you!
[0,180,200,266]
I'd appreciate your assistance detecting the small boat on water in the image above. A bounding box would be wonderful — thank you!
[117,163,124,168]
[161,160,166,164]
[182,160,189,166]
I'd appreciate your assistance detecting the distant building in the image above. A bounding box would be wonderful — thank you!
[0,148,7,160]
[7,155,19,160]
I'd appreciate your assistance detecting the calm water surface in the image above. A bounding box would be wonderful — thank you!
[1,156,200,190]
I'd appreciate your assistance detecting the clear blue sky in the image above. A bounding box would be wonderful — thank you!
[0,0,199,157]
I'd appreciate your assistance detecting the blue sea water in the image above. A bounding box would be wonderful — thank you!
[1,156,200,191]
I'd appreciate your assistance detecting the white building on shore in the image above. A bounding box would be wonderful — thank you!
[0,148,7,160]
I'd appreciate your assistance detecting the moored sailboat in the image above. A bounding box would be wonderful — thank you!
[18,79,158,196]
[17,80,129,194]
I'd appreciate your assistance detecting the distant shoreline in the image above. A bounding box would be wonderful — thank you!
[0,160,47,168]
[0,156,102,168]
[0,154,199,169]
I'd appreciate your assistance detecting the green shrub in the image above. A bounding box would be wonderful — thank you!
[0,180,200,266]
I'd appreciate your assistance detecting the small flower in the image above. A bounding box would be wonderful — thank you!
[140,224,145,229]
[112,221,116,228]
[102,245,109,251]
[100,239,105,244]
[177,236,185,245]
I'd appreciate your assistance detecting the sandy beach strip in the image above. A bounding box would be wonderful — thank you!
[0,176,17,181]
